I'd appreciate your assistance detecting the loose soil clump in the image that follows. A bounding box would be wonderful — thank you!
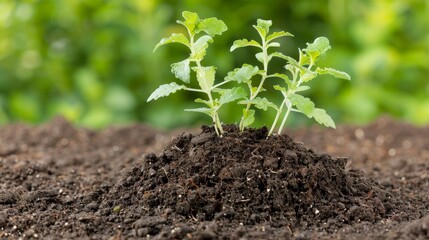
[0,117,428,239]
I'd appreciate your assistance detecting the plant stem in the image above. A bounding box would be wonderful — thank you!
[268,101,285,136]
[239,37,269,131]
[188,31,224,136]
[269,66,301,135]
[277,101,292,135]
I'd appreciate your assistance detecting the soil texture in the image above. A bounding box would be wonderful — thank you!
[0,116,427,239]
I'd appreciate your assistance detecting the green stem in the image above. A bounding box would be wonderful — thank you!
[239,37,269,131]
[214,112,223,135]
[268,101,285,136]
[277,102,292,135]
[184,87,205,93]
[211,79,231,89]
[190,34,223,136]
[271,68,301,136]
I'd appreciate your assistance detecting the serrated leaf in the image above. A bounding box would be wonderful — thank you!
[218,87,247,105]
[171,59,190,83]
[193,66,216,91]
[316,67,351,80]
[303,37,331,61]
[288,94,315,115]
[225,64,259,83]
[230,39,261,51]
[310,108,336,128]
[185,107,212,117]
[239,97,278,111]
[253,19,272,38]
[177,11,200,34]
[196,17,228,36]
[147,82,185,102]
[300,71,317,83]
[266,31,294,42]
[191,35,213,60]
[242,109,255,128]
[153,33,190,52]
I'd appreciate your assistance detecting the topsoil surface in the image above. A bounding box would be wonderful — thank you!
[0,116,427,239]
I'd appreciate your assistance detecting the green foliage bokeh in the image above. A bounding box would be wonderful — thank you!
[0,0,428,129]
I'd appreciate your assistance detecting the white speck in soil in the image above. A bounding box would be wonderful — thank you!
[354,129,365,140]
[388,148,396,156]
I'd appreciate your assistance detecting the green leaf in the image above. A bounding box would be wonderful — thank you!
[269,73,293,87]
[171,59,190,83]
[225,64,259,83]
[298,49,311,66]
[303,37,331,61]
[285,64,297,76]
[239,97,278,111]
[193,66,216,91]
[196,17,228,36]
[177,11,200,34]
[218,87,247,105]
[185,107,212,117]
[195,98,212,107]
[295,86,310,92]
[153,33,190,52]
[300,71,317,83]
[271,52,300,67]
[253,19,272,38]
[147,82,185,102]
[191,35,213,60]
[288,94,315,115]
[230,39,261,51]
[266,31,293,42]
[316,67,351,80]
[273,85,286,92]
[255,52,264,63]
[267,42,280,48]
[310,108,336,128]
[242,109,255,127]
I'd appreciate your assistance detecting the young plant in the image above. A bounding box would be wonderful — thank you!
[268,37,351,135]
[149,11,350,136]
[229,20,293,131]
[148,11,247,136]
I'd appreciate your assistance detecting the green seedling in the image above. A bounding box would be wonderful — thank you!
[268,37,351,135]
[229,19,293,131]
[149,11,350,136]
[149,11,246,136]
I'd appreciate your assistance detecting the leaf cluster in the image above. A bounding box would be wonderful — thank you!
[149,11,350,136]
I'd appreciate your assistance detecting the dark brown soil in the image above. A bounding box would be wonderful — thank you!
[0,116,427,239]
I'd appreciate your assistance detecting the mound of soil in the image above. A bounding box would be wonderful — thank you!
[107,125,400,239]
[0,117,427,239]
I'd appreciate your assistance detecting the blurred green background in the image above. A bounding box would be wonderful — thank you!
[0,0,428,129]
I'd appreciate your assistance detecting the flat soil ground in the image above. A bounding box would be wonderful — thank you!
[0,116,427,239]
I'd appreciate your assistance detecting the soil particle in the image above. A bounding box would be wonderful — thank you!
[0,190,18,204]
